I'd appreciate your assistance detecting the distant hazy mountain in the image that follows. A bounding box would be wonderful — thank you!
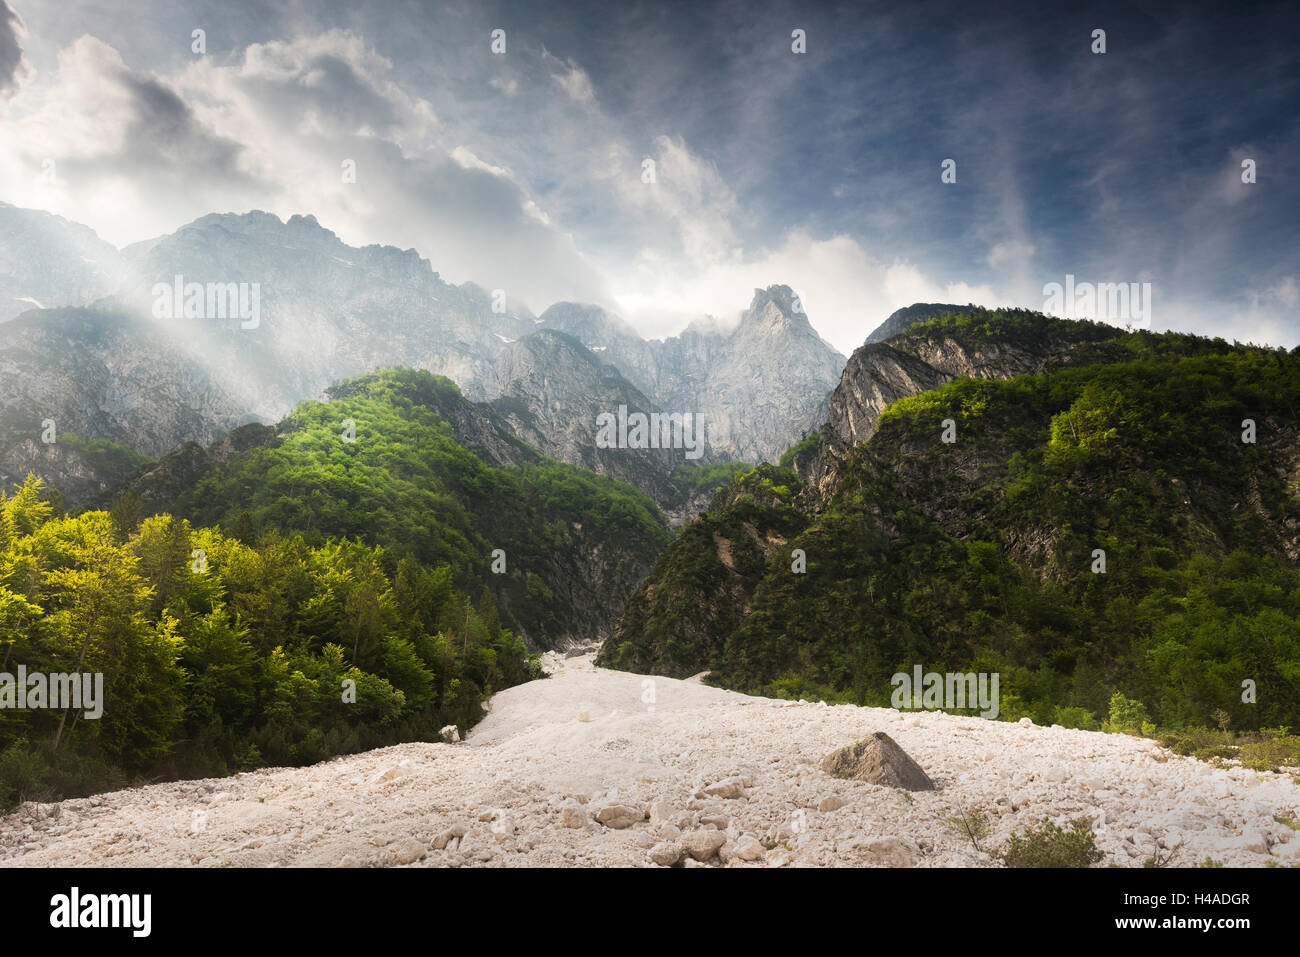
[113,210,536,423]
[534,285,846,463]
[0,203,126,321]
[0,205,845,506]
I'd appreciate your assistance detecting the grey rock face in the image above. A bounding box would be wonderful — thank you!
[473,329,693,503]
[698,286,845,462]
[538,285,845,465]
[821,733,934,791]
[805,325,1097,497]
[0,307,250,502]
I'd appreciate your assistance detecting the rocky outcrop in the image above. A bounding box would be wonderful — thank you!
[805,318,1126,498]
[817,341,952,472]
[822,733,935,791]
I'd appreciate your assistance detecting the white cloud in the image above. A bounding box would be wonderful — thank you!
[548,56,596,107]
[0,35,260,241]
[614,230,1002,353]
[0,29,612,312]
[0,26,1019,353]
[987,240,1035,269]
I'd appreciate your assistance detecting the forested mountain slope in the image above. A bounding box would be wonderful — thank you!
[0,367,682,807]
[599,311,1300,732]
[110,368,671,649]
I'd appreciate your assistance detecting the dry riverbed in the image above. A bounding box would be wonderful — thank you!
[2,653,1297,867]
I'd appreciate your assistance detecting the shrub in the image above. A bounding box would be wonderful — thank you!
[1105,691,1151,734]
[1155,726,1300,772]
[1237,730,1300,772]
[1052,705,1100,731]
[0,738,47,808]
[1002,818,1104,868]
[1157,725,1232,756]
[943,807,992,853]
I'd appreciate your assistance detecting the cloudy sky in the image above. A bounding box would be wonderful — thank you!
[0,0,1296,352]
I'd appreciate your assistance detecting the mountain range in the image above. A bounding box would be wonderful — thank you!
[6,202,1299,808]
[0,205,845,511]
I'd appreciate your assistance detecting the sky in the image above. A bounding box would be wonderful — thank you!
[0,0,1296,354]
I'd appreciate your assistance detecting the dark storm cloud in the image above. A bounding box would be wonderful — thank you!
[5,0,1298,345]
[0,0,27,97]
[52,59,261,199]
[117,72,250,177]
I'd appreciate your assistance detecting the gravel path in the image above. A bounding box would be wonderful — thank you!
[2,653,1297,867]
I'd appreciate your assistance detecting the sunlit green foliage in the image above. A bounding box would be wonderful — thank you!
[163,369,668,643]
[0,474,539,809]
[665,460,755,506]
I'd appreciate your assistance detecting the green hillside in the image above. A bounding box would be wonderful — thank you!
[134,368,670,647]
[599,315,1300,732]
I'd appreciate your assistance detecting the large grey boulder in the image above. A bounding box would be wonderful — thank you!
[821,732,934,791]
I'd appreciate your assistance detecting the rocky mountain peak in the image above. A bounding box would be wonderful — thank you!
[0,204,849,497]
[170,209,344,254]
[740,284,811,334]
